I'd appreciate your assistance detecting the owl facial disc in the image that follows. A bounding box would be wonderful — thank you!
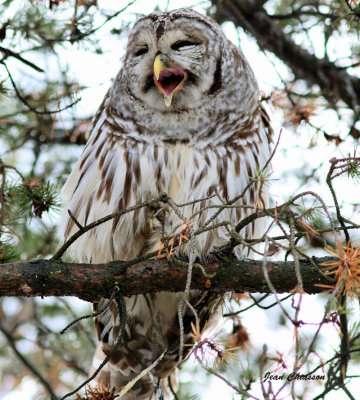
[153,55,187,107]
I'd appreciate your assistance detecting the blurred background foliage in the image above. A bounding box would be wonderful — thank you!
[0,0,360,399]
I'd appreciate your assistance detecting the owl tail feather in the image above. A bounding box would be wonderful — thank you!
[89,344,177,399]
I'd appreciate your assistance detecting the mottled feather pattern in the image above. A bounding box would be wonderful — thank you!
[61,8,272,399]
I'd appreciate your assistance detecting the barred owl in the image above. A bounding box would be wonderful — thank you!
[61,8,272,399]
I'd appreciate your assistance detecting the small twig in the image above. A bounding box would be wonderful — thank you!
[259,344,270,400]
[0,323,58,400]
[0,161,6,226]
[194,352,257,399]
[60,286,120,334]
[0,161,27,183]
[60,288,126,400]
[307,347,360,377]
[68,209,85,231]
[275,273,347,398]
[223,294,292,317]
[342,384,356,400]
[1,61,81,115]
[290,292,303,399]
[0,45,44,72]
[57,298,96,349]
[291,190,338,243]
[289,216,304,291]
[338,294,350,383]
[162,195,196,362]
[118,350,166,399]
[260,236,294,323]
[41,0,138,43]
[326,158,350,242]
[53,194,167,259]
[254,224,360,245]
[167,375,179,400]
[185,299,199,322]
[202,130,280,230]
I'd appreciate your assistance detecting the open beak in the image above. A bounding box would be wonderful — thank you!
[153,55,187,107]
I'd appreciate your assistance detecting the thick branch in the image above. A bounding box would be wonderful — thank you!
[0,255,335,301]
[213,0,360,110]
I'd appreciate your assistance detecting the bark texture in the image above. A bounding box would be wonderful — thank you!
[212,0,360,110]
[0,255,335,301]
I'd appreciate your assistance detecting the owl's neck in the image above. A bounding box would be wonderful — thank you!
[107,83,259,147]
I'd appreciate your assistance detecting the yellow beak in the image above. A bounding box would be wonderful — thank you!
[154,55,165,81]
[153,55,187,108]
[153,55,173,107]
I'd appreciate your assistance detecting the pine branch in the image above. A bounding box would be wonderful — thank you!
[0,255,336,301]
[212,0,360,111]
[0,45,44,72]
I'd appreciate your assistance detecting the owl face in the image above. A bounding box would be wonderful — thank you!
[122,9,223,111]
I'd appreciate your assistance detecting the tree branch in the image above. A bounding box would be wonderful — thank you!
[212,0,360,111]
[0,255,336,302]
[0,45,44,72]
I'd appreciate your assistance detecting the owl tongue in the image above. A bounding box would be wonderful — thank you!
[154,68,187,107]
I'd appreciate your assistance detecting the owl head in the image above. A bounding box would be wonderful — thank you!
[120,9,228,111]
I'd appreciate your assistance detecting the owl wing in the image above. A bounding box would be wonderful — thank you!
[61,91,168,264]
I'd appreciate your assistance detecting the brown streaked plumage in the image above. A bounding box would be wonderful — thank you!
[61,8,272,399]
